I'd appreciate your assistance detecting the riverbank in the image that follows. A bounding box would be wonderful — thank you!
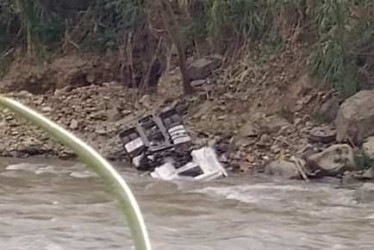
[0,46,307,161]
[1,45,374,185]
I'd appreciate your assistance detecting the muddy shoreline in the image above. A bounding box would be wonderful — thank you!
[2,79,374,199]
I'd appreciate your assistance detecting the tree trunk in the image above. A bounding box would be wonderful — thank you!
[158,0,194,94]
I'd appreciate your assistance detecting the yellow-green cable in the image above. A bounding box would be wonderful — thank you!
[0,96,152,250]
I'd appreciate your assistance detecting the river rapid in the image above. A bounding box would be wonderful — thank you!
[0,158,374,250]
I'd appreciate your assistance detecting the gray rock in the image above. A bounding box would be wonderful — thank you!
[352,167,374,180]
[191,79,206,87]
[17,90,33,97]
[257,133,272,147]
[341,168,374,182]
[255,115,291,133]
[238,122,258,137]
[139,94,152,109]
[308,125,336,143]
[265,160,300,179]
[362,167,374,179]
[270,144,281,154]
[187,55,222,81]
[95,127,108,135]
[306,144,355,176]
[107,108,121,122]
[231,136,254,149]
[315,96,340,123]
[122,110,133,116]
[41,106,52,112]
[86,73,96,83]
[363,136,374,160]
[340,171,364,186]
[336,90,374,143]
[69,119,79,130]
[353,183,374,203]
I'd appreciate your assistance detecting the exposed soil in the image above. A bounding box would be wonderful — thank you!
[0,54,119,94]
[181,44,338,172]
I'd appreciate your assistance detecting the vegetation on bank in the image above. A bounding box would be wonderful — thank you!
[1,0,374,97]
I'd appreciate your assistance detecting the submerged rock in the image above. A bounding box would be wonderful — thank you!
[362,167,374,179]
[264,160,300,179]
[353,183,374,203]
[355,167,374,180]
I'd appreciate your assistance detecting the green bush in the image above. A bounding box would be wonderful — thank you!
[354,150,374,171]
[0,0,146,53]
[1,0,374,98]
[0,0,18,50]
[205,0,268,40]
[308,0,374,97]
[89,0,146,49]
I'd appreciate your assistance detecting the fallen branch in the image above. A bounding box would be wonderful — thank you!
[291,156,309,182]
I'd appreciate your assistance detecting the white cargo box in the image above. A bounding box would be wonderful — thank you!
[150,147,227,181]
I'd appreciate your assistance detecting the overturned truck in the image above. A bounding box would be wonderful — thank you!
[119,107,227,181]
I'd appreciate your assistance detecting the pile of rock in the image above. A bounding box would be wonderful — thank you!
[0,83,163,159]
[263,90,374,182]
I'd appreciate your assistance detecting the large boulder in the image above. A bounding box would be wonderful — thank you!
[314,96,340,123]
[306,144,355,176]
[187,55,222,81]
[363,136,374,160]
[336,90,374,143]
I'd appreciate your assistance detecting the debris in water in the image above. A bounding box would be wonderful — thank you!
[119,106,227,181]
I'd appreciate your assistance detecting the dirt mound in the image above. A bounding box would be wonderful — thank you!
[183,43,336,172]
[0,43,166,95]
[0,54,123,94]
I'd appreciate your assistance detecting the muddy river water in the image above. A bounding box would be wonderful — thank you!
[1,157,374,250]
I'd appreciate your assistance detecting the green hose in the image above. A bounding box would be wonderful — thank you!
[0,96,152,250]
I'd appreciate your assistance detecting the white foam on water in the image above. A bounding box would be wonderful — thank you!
[5,163,66,175]
[194,182,360,216]
[366,213,374,219]
[5,162,96,177]
[45,243,64,250]
[35,166,58,175]
[69,170,98,178]
[194,184,281,204]
[6,163,46,172]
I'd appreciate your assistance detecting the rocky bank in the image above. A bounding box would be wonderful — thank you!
[1,48,374,190]
[0,82,180,160]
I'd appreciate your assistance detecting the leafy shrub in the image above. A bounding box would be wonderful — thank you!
[308,0,374,97]
[1,0,374,98]
[88,0,146,49]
